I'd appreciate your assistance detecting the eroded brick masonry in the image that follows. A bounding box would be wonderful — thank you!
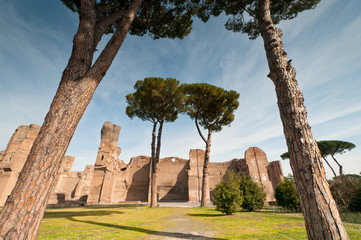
[0,122,283,206]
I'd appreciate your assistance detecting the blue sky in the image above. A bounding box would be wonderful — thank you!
[1,0,360,178]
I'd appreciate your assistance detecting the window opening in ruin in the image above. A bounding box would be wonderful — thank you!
[171,157,176,163]
[101,155,104,160]
[218,171,221,175]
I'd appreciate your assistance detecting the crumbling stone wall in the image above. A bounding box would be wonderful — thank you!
[73,165,94,201]
[0,122,284,206]
[0,124,40,206]
[48,156,93,206]
[121,156,150,202]
[158,157,189,201]
[188,149,250,202]
[0,124,93,207]
[87,121,126,204]
[245,147,283,201]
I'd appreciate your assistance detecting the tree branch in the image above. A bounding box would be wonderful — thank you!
[96,3,119,16]
[195,116,207,144]
[330,154,343,177]
[236,0,256,19]
[209,116,221,129]
[88,0,143,82]
[322,156,337,178]
[63,0,97,78]
[155,118,165,163]
[93,9,126,49]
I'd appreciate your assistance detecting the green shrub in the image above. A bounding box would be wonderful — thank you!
[329,175,361,211]
[212,171,243,215]
[348,186,361,212]
[239,176,266,211]
[275,178,301,212]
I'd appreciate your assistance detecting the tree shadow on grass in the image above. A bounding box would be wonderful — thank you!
[85,204,144,209]
[43,210,123,219]
[187,213,224,217]
[67,217,227,240]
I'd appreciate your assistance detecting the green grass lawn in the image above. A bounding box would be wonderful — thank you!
[37,205,361,240]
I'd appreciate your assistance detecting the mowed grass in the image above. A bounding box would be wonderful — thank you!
[189,208,361,240]
[38,205,177,239]
[37,205,361,240]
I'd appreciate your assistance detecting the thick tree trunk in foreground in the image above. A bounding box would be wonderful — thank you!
[0,0,142,238]
[201,130,212,207]
[150,120,164,208]
[258,0,348,239]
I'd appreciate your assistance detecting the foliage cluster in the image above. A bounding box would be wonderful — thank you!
[317,141,356,157]
[213,171,243,215]
[196,0,320,40]
[275,175,361,212]
[183,83,240,133]
[281,140,356,178]
[213,172,266,214]
[239,176,266,211]
[61,0,194,39]
[275,178,301,212]
[281,140,355,161]
[126,77,185,124]
[329,175,361,212]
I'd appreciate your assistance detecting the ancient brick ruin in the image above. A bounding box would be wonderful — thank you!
[0,122,283,207]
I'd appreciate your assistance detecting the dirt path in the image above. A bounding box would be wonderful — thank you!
[138,207,221,240]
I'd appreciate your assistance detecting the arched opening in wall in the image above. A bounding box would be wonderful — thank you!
[101,155,104,160]
[171,157,176,163]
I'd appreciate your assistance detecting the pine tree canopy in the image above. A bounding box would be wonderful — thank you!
[197,0,321,39]
[61,0,194,39]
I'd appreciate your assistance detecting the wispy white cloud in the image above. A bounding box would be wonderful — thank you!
[1,0,360,178]
[0,2,73,149]
[279,0,337,42]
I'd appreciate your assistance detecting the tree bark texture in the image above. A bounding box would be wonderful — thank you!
[0,0,143,239]
[150,159,159,208]
[150,120,164,207]
[258,0,348,239]
[201,130,212,207]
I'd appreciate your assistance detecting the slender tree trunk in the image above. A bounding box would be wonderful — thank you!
[257,0,348,239]
[148,122,157,203]
[322,156,337,178]
[201,130,212,207]
[0,0,143,238]
[330,154,343,177]
[150,122,158,207]
[150,119,164,207]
